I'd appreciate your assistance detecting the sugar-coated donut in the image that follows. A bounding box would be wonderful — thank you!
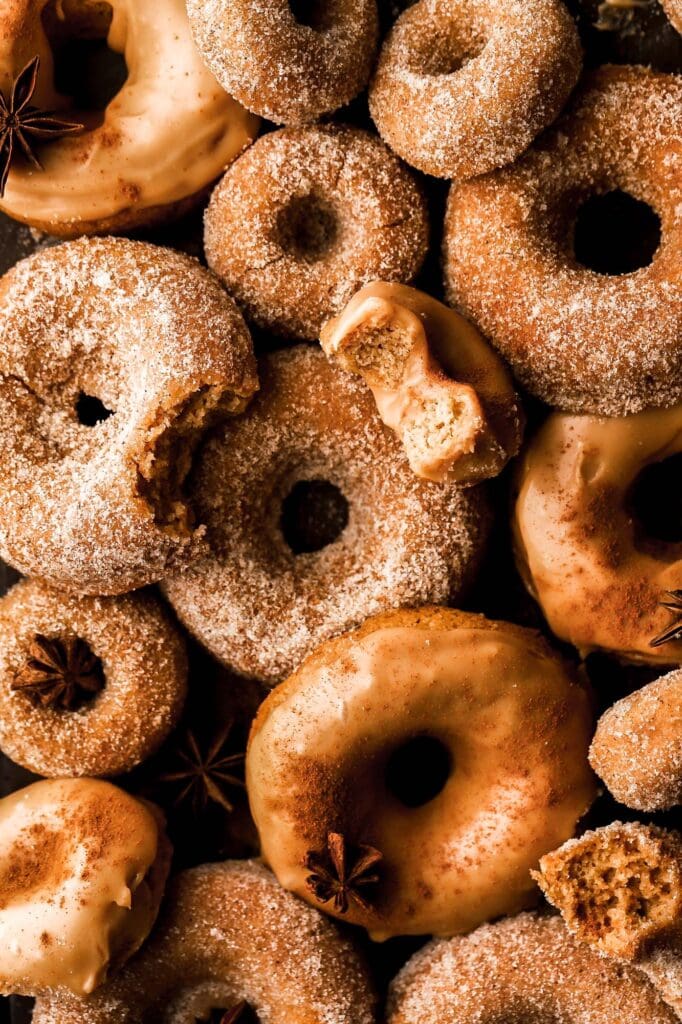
[204,125,429,340]
[163,348,489,686]
[662,0,682,33]
[0,236,258,596]
[321,281,524,484]
[246,606,596,939]
[369,0,582,181]
[387,913,677,1024]
[0,778,171,997]
[32,860,376,1024]
[513,405,682,664]
[444,65,682,415]
[186,0,379,125]
[0,578,187,778]
[0,0,258,236]
[590,669,682,811]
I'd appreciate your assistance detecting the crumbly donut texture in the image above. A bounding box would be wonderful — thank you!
[163,348,489,685]
[204,125,429,339]
[370,0,582,180]
[0,236,258,595]
[32,860,376,1024]
[444,64,682,415]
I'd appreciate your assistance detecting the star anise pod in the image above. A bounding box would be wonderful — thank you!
[0,56,83,197]
[650,590,682,648]
[304,832,383,914]
[11,634,104,710]
[159,722,245,816]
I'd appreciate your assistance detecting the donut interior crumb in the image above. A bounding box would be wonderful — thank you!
[338,324,416,388]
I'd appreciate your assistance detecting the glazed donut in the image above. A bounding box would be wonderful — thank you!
[163,348,489,685]
[186,0,379,124]
[0,778,171,997]
[386,913,677,1024]
[444,64,682,415]
[246,606,596,939]
[369,0,582,181]
[512,405,682,664]
[589,669,682,811]
[662,0,682,33]
[0,0,258,236]
[204,125,429,340]
[32,860,376,1024]
[0,236,258,595]
[320,281,524,484]
[0,578,187,778]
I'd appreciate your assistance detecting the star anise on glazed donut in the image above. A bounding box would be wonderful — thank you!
[304,831,383,914]
[11,634,105,710]
[159,722,245,816]
[649,590,682,648]
[0,55,83,197]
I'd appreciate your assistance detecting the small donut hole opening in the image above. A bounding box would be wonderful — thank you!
[629,453,682,545]
[572,190,661,275]
[15,634,105,713]
[385,736,452,809]
[208,1005,259,1024]
[275,195,340,262]
[76,392,114,427]
[288,0,334,30]
[280,479,349,554]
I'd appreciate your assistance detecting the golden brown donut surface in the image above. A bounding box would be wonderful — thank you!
[662,0,682,33]
[246,607,596,940]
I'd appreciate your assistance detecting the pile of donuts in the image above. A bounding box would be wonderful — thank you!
[0,0,680,1021]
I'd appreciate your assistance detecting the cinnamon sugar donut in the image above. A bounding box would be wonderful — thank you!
[32,860,376,1023]
[444,64,682,415]
[662,0,682,33]
[186,0,379,124]
[0,778,171,997]
[246,606,596,939]
[163,347,488,685]
[0,236,258,595]
[0,578,187,778]
[369,0,582,181]
[589,669,682,811]
[0,0,258,237]
[204,125,429,340]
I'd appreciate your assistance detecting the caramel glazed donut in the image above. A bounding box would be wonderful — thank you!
[369,0,582,181]
[444,64,682,416]
[0,0,259,237]
[513,404,682,665]
[0,236,258,595]
[33,860,377,1024]
[246,607,596,940]
[163,347,489,686]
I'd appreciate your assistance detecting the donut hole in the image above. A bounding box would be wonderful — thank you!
[385,736,452,808]
[280,480,349,554]
[629,453,682,545]
[407,21,486,77]
[75,392,114,427]
[275,195,340,262]
[572,190,661,275]
[207,1005,259,1024]
[288,0,334,31]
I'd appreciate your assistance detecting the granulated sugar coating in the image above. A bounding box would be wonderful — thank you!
[662,0,682,33]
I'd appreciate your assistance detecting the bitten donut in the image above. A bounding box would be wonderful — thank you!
[590,669,682,811]
[186,0,379,124]
[246,606,596,939]
[0,236,258,595]
[163,347,488,685]
[512,405,682,664]
[0,778,171,997]
[204,125,429,340]
[0,0,258,236]
[32,860,376,1024]
[369,0,582,181]
[0,578,187,778]
[387,913,677,1024]
[444,65,682,415]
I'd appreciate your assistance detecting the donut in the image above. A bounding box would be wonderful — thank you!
[589,669,682,811]
[512,405,682,664]
[444,64,682,415]
[320,281,524,484]
[369,0,582,181]
[204,125,429,340]
[163,347,489,685]
[0,0,258,237]
[246,606,596,939]
[0,578,187,778]
[386,913,677,1024]
[32,860,376,1023]
[662,0,682,33]
[186,0,379,125]
[0,778,171,997]
[0,236,258,595]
